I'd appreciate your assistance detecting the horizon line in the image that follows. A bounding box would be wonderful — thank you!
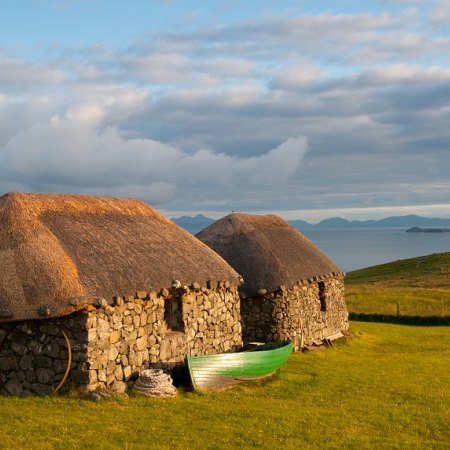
[163,204,450,223]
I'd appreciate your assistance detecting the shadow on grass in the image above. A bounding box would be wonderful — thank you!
[349,312,450,326]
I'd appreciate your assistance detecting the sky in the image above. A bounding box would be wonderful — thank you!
[1,0,450,222]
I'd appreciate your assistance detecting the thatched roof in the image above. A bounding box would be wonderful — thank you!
[196,213,342,297]
[0,192,240,322]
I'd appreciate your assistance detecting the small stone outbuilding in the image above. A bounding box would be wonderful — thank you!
[0,192,242,395]
[196,213,348,351]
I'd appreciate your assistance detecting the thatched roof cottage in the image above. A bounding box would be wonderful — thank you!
[196,213,348,350]
[0,192,242,395]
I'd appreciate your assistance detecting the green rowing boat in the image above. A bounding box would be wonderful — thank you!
[187,340,293,391]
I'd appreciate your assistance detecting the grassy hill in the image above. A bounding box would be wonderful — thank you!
[346,252,450,288]
[345,252,450,318]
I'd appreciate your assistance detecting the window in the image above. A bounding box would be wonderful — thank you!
[164,296,184,332]
[318,281,327,312]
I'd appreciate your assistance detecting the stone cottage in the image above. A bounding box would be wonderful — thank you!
[196,213,348,351]
[0,192,242,395]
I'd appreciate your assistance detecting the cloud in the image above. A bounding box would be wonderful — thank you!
[0,99,308,206]
[180,135,307,186]
[0,56,67,92]
[1,4,450,216]
[431,0,450,25]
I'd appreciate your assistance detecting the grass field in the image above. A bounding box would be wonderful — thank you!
[345,252,450,317]
[1,254,449,449]
[0,322,449,449]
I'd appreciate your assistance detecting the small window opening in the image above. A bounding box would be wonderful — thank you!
[164,296,184,332]
[318,281,327,312]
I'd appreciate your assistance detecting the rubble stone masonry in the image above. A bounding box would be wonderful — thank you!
[0,283,242,395]
[240,274,348,351]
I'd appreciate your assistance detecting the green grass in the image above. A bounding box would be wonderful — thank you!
[2,253,449,448]
[1,322,449,449]
[346,252,450,317]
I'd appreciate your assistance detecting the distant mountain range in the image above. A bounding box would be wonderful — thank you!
[172,213,450,234]
[171,214,215,234]
[310,215,450,229]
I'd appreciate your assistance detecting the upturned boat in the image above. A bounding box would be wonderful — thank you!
[187,340,293,391]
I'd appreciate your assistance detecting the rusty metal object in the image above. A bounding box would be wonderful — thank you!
[50,330,72,395]
[0,328,15,391]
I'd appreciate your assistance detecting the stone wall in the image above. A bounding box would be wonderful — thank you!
[0,313,87,396]
[0,283,242,395]
[241,274,348,351]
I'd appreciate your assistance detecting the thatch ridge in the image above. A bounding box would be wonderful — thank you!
[0,192,240,322]
[196,213,342,296]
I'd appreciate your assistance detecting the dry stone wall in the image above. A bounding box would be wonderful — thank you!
[0,314,87,396]
[0,284,242,395]
[241,274,348,351]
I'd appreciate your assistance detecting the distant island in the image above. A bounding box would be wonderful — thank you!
[172,213,450,234]
[406,227,450,233]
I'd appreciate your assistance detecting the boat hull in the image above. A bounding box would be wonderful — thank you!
[187,341,293,391]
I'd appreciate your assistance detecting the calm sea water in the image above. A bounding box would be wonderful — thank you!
[300,228,450,272]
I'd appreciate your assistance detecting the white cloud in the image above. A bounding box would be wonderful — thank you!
[1,4,450,216]
[0,100,308,205]
[0,56,67,91]
[271,65,325,90]
[357,65,450,86]
[203,58,254,77]
[180,135,307,186]
[431,0,450,25]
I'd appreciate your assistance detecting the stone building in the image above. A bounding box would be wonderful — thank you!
[196,213,348,351]
[0,192,242,395]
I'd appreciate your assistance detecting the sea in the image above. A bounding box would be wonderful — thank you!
[299,228,450,272]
